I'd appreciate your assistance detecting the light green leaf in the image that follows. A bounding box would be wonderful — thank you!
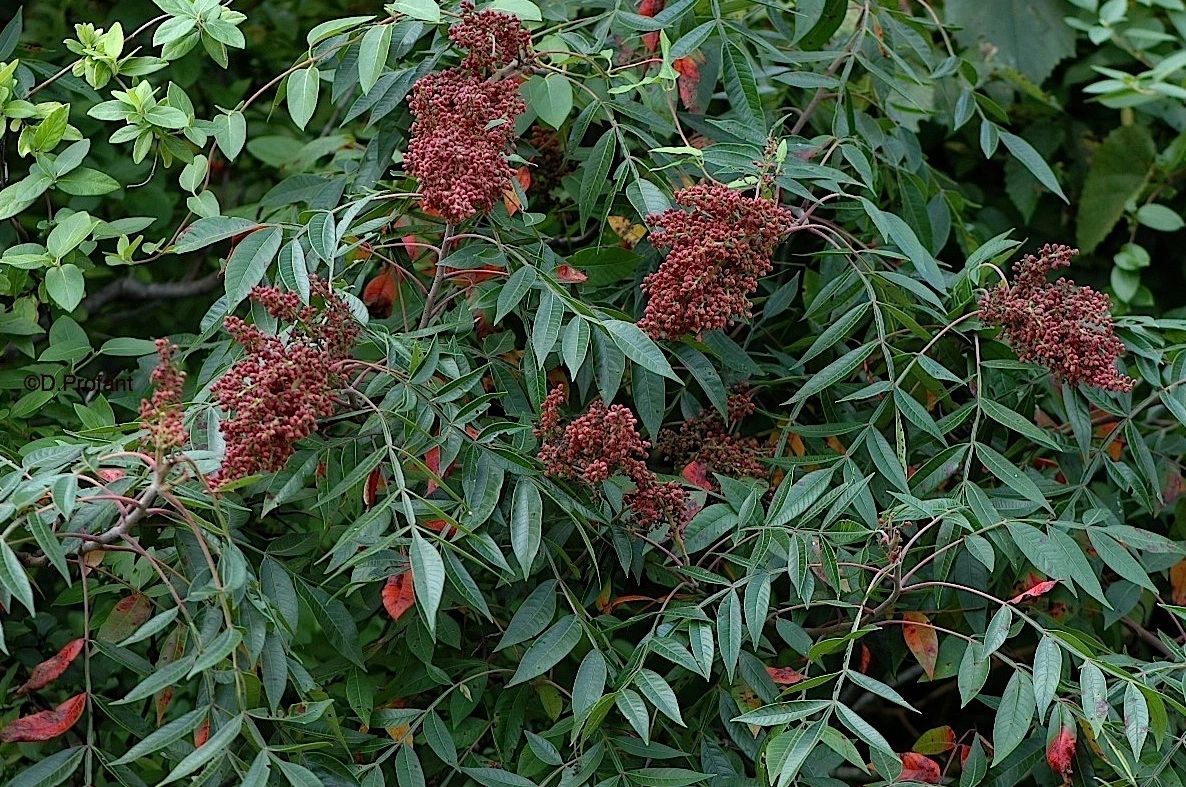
[286,67,321,130]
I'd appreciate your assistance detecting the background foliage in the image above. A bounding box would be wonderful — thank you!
[3,0,1186,786]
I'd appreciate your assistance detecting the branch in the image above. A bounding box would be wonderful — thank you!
[83,271,222,313]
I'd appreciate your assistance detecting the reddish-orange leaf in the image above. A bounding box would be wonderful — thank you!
[912,725,956,755]
[603,594,654,613]
[673,57,701,111]
[96,468,126,483]
[445,266,506,288]
[902,612,938,679]
[503,166,533,216]
[363,467,384,510]
[194,718,210,748]
[638,0,664,50]
[16,638,86,696]
[1009,579,1058,605]
[554,264,589,284]
[1171,560,1186,605]
[857,643,873,673]
[363,265,397,319]
[98,593,152,643]
[424,518,457,539]
[898,752,942,784]
[682,461,713,491]
[425,446,441,495]
[766,666,803,686]
[0,693,87,742]
[382,573,415,621]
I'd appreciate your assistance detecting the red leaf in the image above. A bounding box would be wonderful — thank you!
[673,57,701,111]
[902,612,938,680]
[554,264,589,284]
[765,666,803,685]
[363,266,397,319]
[382,573,415,621]
[1009,579,1058,605]
[425,446,441,495]
[1047,726,1076,777]
[16,639,85,696]
[681,461,713,490]
[0,693,87,742]
[444,266,506,288]
[363,467,384,510]
[98,593,152,643]
[194,718,210,748]
[899,752,942,783]
[857,643,873,673]
[638,0,664,51]
[424,518,457,539]
[96,468,126,483]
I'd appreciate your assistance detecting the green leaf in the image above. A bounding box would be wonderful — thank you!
[358,24,392,95]
[999,131,1067,203]
[45,264,86,311]
[979,398,1063,451]
[1075,124,1155,253]
[634,668,684,725]
[159,714,243,784]
[4,746,84,787]
[991,671,1034,765]
[579,132,616,225]
[286,67,321,130]
[946,0,1075,83]
[767,467,835,527]
[627,768,712,787]
[187,628,242,677]
[390,0,442,22]
[395,747,426,787]
[789,342,876,404]
[718,590,742,680]
[307,16,375,45]
[487,0,542,21]
[0,539,35,615]
[115,655,196,704]
[511,477,543,579]
[225,226,283,305]
[496,265,537,323]
[496,580,556,651]
[1032,635,1061,720]
[174,216,257,253]
[721,42,762,127]
[1124,681,1149,757]
[1080,662,1108,736]
[507,614,582,686]
[572,649,607,723]
[602,319,678,380]
[525,74,573,129]
[112,708,206,765]
[411,531,445,637]
[976,442,1047,507]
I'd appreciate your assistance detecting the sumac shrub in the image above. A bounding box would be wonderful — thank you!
[2,1,1186,786]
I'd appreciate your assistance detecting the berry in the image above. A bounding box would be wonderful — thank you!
[640,182,794,340]
[139,339,188,454]
[979,244,1135,391]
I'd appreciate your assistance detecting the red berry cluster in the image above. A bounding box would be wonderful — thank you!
[1046,726,1076,779]
[657,391,765,478]
[211,278,360,488]
[404,4,530,224]
[448,1,532,72]
[640,181,795,340]
[139,339,188,454]
[536,386,689,532]
[979,244,1135,392]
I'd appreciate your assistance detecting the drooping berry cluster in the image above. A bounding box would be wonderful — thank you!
[979,244,1135,392]
[1046,726,1076,780]
[139,339,188,454]
[640,182,795,340]
[211,278,360,488]
[404,4,530,224]
[657,391,765,478]
[536,386,689,533]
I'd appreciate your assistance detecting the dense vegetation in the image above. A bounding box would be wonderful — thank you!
[3,0,1186,785]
